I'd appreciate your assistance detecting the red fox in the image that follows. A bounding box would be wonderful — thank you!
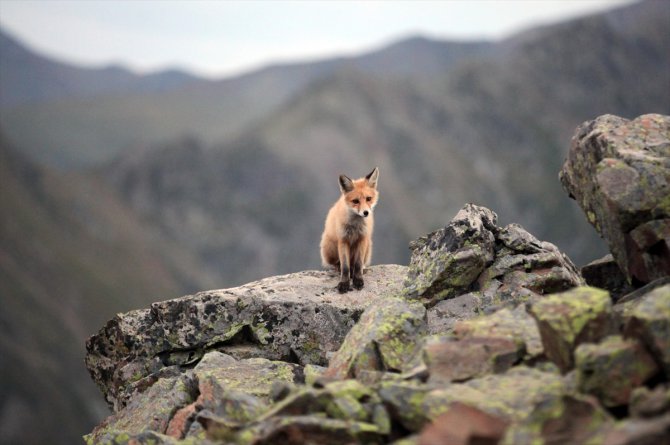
[320,167,379,293]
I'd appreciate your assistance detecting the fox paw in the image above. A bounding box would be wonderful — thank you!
[337,281,351,293]
[352,277,364,290]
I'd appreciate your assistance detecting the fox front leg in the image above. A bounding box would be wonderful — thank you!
[337,240,351,293]
[351,243,364,290]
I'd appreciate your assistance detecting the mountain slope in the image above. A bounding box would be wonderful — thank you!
[101,0,670,282]
[0,29,203,109]
[0,32,491,168]
[0,133,214,444]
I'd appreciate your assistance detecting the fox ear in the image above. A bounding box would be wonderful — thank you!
[339,174,354,193]
[365,167,379,189]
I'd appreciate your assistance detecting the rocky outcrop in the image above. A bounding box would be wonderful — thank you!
[560,113,670,286]
[404,203,583,318]
[85,198,670,444]
[85,265,407,410]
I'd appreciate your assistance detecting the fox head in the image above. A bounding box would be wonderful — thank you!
[339,167,379,218]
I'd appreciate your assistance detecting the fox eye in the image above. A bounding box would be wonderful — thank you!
[366,196,372,202]
[352,199,360,204]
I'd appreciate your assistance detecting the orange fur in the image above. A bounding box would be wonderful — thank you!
[320,167,379,293]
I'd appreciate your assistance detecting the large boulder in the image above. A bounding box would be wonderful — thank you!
[85,265,407,410]
[560,113,670,285]
[405,203,583,312]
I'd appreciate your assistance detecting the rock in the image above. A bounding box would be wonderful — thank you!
[417,402,509,445]
[426,292,481,334]
[85,265,407,409]
[193,351,301,402]
[404,203,497,306]
[171,375,267,439]
[422,366,567,424]
[219,415,383,445]
[560,113,670,286]
[84,375,197,444]
[602,413,670,445]
[630,384,670,419]
[501,394,613,445]
[404,203,582,310]
[86,430,198,445]
[529,286,614,372]
[89,351,299,443]
[200,379,390,444]
[623,283,670,377]
[323,296,426,379]
[378,381,434,432]
[581,254,634,302]
[419,335,522,384]
[575,335,659,407]
[453,306,544,359]
[82,206,670,445]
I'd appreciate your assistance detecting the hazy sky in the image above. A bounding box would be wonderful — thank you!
[0,0,634,78]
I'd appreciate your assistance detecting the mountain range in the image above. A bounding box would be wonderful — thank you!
[1,0,669,443]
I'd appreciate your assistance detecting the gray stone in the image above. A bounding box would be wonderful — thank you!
[85,265,407,410]
[403,204,582,310]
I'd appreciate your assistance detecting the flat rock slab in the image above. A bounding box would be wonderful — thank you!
[85,265,408,410]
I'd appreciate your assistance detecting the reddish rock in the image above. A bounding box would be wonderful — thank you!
[418,402,509,445]
[454,306,544,359]
[165,403,198,439]
[422,336,522,384]
[504,394,614,444]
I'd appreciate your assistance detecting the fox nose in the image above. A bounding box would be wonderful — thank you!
[363,210,369,217]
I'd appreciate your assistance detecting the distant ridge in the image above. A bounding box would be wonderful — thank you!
[0,29,203,108]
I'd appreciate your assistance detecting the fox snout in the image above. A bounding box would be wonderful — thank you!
[351,206,372,218]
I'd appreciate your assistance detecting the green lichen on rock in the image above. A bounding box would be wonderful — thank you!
[560,113,670,285]
[624,284,670,377]
[453,306,544,359]
[227,415,383,445]
[403,204,496,306]
[85,376,196,444]
[377,380,433,432]
[500,394,613,445]
[529,286,614,372]
[575,335,659,407]
[324,296,426,379]
[194,352,299,401]
[422,366,567,425]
